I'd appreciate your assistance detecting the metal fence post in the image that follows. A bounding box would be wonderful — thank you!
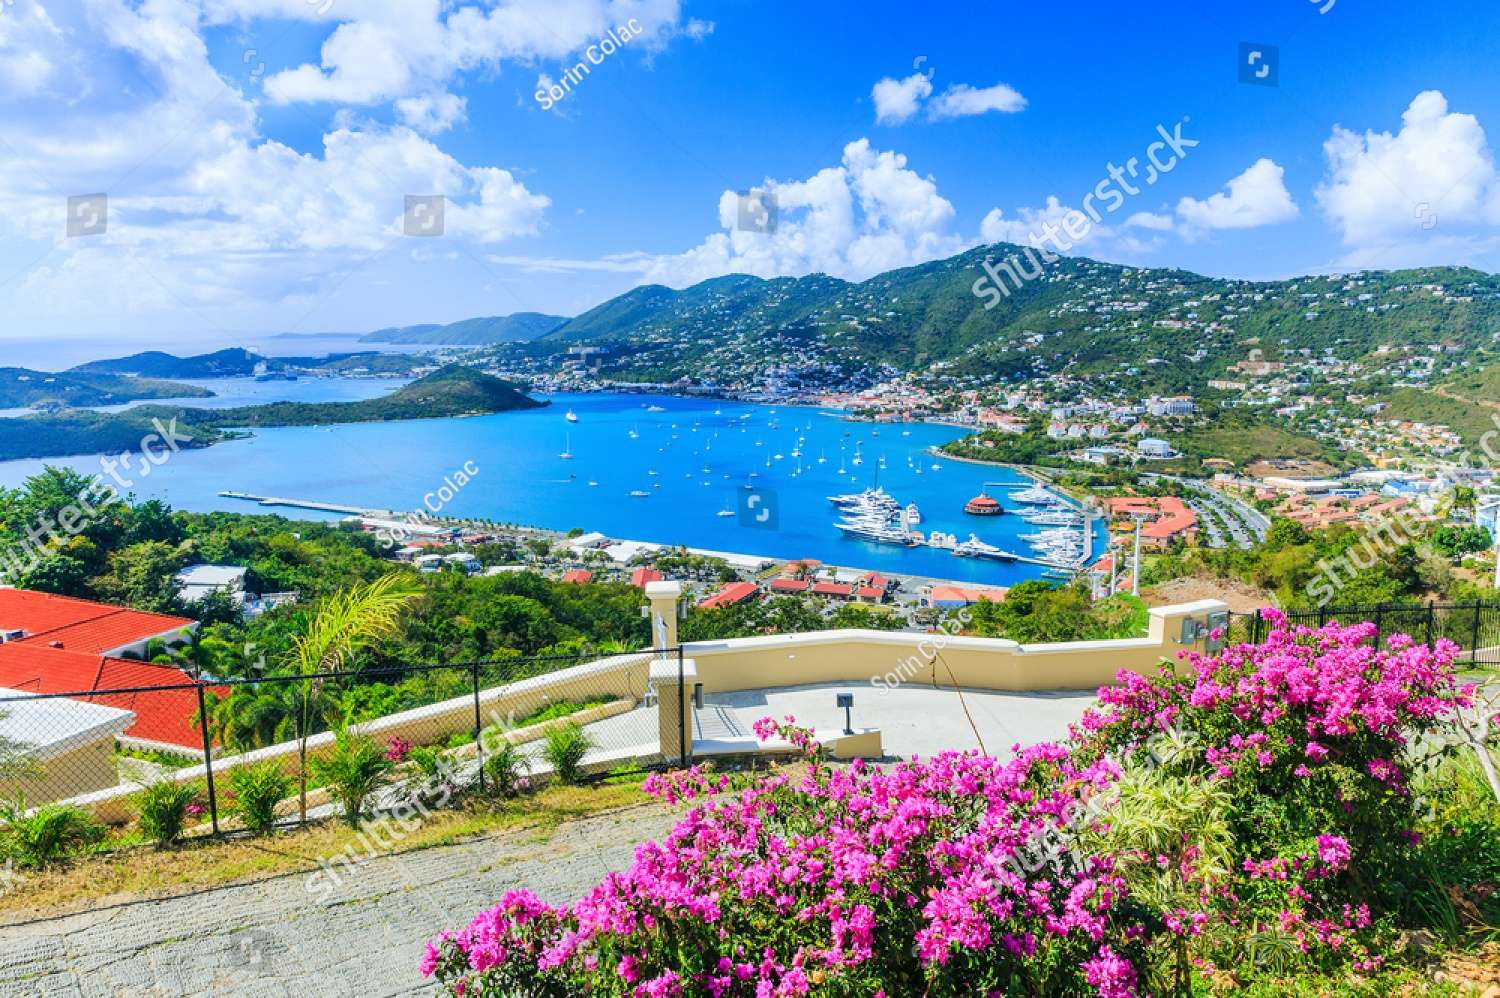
[471,662,485,794]
[195,681,219,837]
[1425,601,1436,647]
[1373,606,1384,648]
[1471,599,1482,662]
[677,644,687,766]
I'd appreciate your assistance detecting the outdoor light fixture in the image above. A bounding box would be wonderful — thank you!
[693,682,704,710]
[836,692,854,735]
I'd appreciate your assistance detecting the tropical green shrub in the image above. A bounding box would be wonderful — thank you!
[540,723,593,785]
[135,780,203,848]
[482,741,531,799]
[311,729,393,828]
[227,761,293,835]
[0,795,105,868]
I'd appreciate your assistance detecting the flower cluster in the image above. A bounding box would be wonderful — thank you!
[426,723,1139,995]
[423,616,1469,995]
[385,736,413,763]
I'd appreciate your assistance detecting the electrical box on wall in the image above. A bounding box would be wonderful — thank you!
[1206,610,1230,652]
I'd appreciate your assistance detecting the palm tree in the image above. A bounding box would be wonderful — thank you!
[203,683,308,753]
[289,574,421,822]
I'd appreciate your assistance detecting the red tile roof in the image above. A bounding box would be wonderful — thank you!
[0,643,224,749]
[811,582,854,597]
[561,569,593,584]
[930,585,1008,605]
[769,578,809,593]
[697,581,760,609]
[856,585,885,600]
[630,568,664,588]
[0,588,194,655]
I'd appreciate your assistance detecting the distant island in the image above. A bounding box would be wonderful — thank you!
[361,312,567,345]
[0,366,544,461]
[70,346,430,380]
[0,368,212,410]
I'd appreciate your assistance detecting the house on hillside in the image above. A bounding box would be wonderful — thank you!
[0,691,134,803]
[0,589,222,754]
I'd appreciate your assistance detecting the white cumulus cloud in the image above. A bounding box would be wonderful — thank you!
[1316,90,1500,262]
[642,139,974,286]
[871,73,933,125]
[928,82,1027,120]
[232,0,698,107]
[1176,158,1299,235]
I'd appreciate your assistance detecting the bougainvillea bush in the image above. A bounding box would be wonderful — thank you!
[423,614,1479,996]
[1071,611,1474,982]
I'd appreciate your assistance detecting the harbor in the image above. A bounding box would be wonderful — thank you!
[0,391,1099,587]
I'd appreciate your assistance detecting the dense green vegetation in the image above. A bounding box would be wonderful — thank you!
[0,366,543,460]
[517,246,1500,392]
[1142,516,1492,609]
[0,368,210,409]
[956,581,1149,641]
[71,347,274,378]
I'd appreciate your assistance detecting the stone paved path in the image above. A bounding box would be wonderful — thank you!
[0,805,678,997]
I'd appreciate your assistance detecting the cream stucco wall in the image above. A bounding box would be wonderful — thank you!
[61,601,1227,824]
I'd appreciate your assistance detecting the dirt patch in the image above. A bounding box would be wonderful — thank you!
[1140,575,1274,614]
[1245,458,1338,479]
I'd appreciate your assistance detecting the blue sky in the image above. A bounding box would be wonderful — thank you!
[3,0,1500,348]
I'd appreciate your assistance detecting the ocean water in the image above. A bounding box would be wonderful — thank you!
[0,392,1093,586]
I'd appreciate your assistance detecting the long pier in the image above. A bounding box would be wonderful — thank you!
[217,491,388,517]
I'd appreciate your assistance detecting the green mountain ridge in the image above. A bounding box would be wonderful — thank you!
[522,246,1500,392]
[364,312,568,345]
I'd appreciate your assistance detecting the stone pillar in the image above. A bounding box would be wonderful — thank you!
[652,657,696,764]
[645,580,683,652]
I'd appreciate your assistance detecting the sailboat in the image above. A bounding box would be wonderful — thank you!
[628,425,639,439]
[559,433,573,460]
[851,442,864,467]
[565,409,578,423]
[817,449,828,464]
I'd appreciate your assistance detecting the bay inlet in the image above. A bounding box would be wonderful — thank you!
[0,388,1091,586]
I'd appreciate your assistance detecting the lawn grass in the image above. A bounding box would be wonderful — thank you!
[0,776,652,923]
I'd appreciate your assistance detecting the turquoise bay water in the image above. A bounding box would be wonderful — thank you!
[0,391,1087,586]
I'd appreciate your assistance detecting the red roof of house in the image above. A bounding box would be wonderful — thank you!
[861,571,888,589]
[930,585,1008,605]
[0,643,224,749]
[562,569,593,584]
[630,567,664,588]
[811,581,854,597]
[769,578,809,593]
[697,581,760,609]
[856,585,885,600]
[0,588,194,654]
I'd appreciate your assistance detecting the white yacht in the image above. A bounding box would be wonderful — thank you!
[953,535,1016,561]
[1009,485,1057,505]
[565,409,578,423]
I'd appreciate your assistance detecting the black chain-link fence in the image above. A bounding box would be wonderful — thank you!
[0,645,690,838]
